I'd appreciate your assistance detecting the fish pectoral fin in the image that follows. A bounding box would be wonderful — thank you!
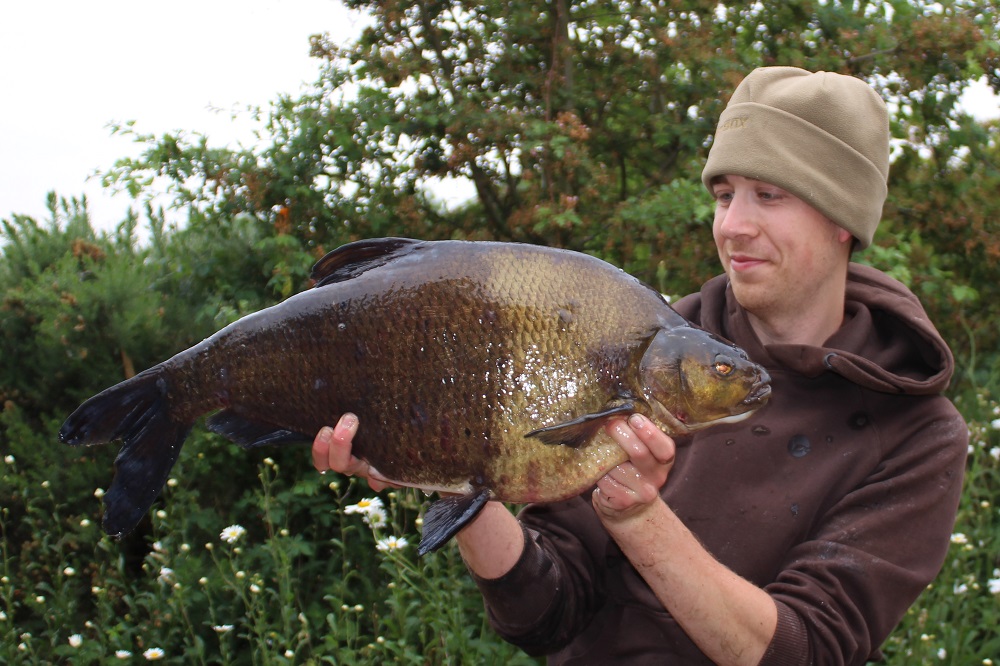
[418,489,492,556]
[524,401,637,447]
[206,410,312,449]
[310,237,423,287]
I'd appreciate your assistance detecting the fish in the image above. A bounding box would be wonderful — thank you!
[60,237,771,554]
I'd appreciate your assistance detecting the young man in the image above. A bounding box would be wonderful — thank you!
[312,67,968,664]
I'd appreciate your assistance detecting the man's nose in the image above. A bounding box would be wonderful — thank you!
[717,194,758,239]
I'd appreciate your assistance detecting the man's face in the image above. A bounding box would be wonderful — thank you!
[710,175,853,321]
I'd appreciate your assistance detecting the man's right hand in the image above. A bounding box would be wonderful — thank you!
[311,413,397,492]
[312,413,525,577]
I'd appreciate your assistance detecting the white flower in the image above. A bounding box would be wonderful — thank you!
[0,610,7,621]
[143,647,165,660]
[152,541,165,553]
[363,507,388,528]
[63,567,76,577]
[4,455,14,464]
[990,418,1000,430]
[250,583,261,593]
[80,518,91,527]
[213,624,234,633]
[345,497,384,515]
[155,510,167,519]
[938,648,947,659]
[950,532,968,545]
[953,582,968,595]
[988,573,1000,595]
[115,650,132,659]
[376,535,409,552]
[284,649,295,657]
[94,488,105,498]
[158,567,174,583]
[220,524,246,544]
[989,447,1000,462]
[68,634,83,648]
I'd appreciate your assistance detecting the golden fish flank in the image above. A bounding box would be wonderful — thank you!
[61,238,771,554]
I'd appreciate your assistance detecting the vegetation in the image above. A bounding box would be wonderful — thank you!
[2,0,998,662]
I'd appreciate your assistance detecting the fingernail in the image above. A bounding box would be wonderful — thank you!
[340,413,358,429]
[628,414,646,429]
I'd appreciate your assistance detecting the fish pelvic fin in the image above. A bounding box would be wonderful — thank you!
[310,237,423,287]
[418,489,492,555]
[59,371,192,538]
[206,409,312,448]
[524,401,637,447]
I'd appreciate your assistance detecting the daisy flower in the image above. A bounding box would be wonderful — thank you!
[143,647,165,660]
[363,507,388,529]
[220,524,246,544]
[376,535,409,552]
[345,497,384,515]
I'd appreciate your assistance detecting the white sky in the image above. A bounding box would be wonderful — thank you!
[1,2,998,235]
[0,0,368,231]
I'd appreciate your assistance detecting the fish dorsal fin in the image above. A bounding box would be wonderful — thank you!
[310,237,423,287]
[524,400,637,447]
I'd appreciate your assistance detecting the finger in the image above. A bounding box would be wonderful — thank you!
[627,414,676,467]
[595,472,635,505]
[327,413,359,473]
[312,426,334,472]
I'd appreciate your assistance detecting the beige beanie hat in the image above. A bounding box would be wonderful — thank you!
[702,67,890,248]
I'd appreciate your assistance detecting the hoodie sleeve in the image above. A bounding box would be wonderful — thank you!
[470,497,611,656]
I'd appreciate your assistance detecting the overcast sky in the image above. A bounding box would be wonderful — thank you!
[1,2,997,235]
[0,0,367,231]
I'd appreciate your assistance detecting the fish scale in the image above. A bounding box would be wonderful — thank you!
[60,238,771,552]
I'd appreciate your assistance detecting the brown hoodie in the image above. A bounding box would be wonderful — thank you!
[473,264,968,665]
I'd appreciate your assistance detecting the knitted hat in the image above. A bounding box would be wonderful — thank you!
[702,67,890,248]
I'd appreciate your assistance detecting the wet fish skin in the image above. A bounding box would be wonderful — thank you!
[60,238,771,551]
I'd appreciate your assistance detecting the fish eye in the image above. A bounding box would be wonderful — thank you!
[714,357,734,376]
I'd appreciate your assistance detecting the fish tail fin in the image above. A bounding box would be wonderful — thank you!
[60,371,193,538]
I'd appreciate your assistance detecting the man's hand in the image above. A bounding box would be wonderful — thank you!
[592,413,676,520]
[311,413,398,492]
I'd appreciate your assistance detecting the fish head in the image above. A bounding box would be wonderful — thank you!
[639,327,771,434]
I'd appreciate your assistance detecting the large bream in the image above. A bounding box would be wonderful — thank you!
[61,238,771,553]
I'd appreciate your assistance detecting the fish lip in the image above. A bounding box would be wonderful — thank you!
[743,383,772,405]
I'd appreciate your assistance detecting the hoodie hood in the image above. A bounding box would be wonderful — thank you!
[675,263,955,396]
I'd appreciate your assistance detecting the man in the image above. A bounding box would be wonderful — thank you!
[311,67,968,664]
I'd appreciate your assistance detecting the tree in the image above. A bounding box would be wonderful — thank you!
[103,0,999,361]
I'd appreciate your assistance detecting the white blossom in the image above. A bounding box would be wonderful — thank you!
[143,647,165,660]
[345,497,384,515]
[376,535,409,552]
[220,524,246,544]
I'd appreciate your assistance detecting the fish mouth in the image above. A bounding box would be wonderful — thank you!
[742,381,772,406]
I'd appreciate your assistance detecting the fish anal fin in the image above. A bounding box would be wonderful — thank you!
[310,237,423,287]
[206,410,311,449]
[418,489,492,555]
[524,401,637,447]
